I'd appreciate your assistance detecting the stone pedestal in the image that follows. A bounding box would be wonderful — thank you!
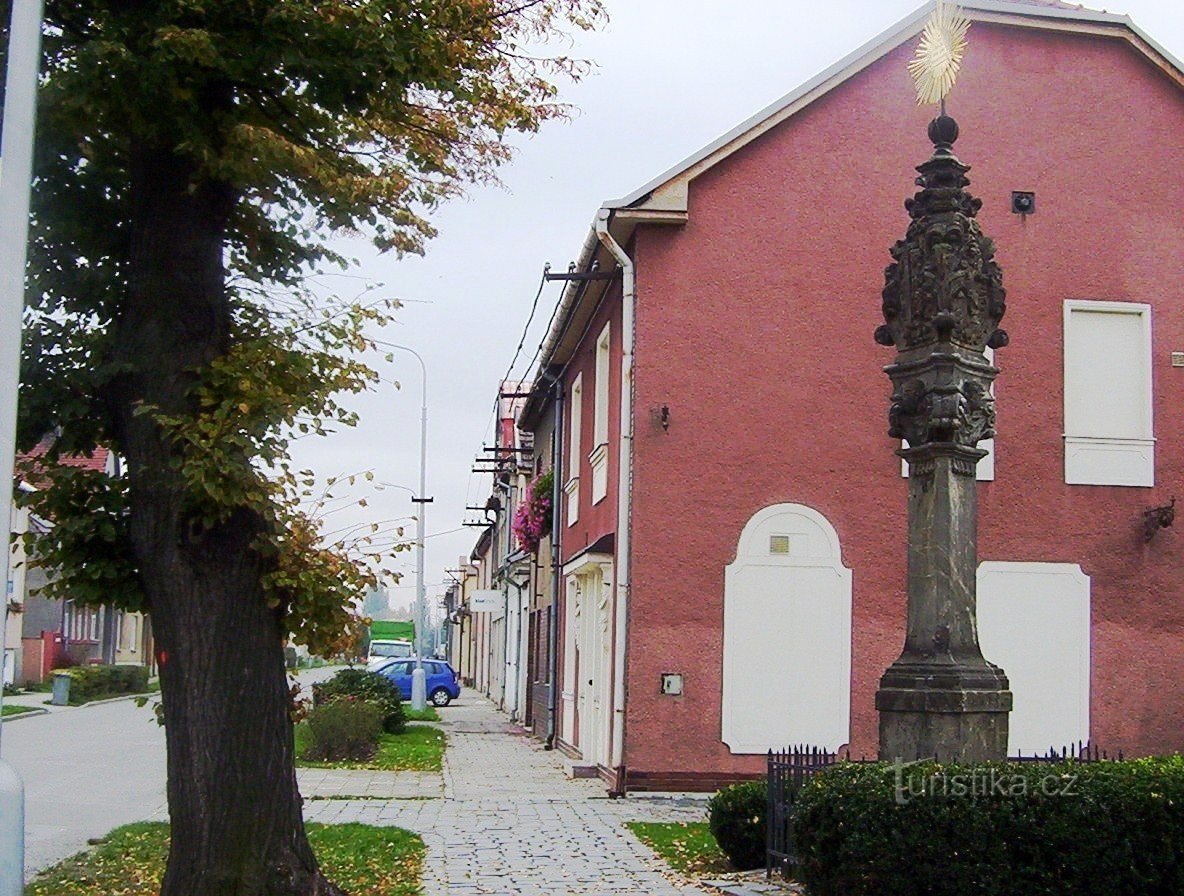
[875,444,1011,761]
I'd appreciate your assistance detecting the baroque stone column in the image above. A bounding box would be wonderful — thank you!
[873,114,1012,762]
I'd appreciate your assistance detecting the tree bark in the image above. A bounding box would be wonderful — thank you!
[106,142,345,896]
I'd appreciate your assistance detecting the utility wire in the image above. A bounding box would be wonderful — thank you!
[499,268,550,388]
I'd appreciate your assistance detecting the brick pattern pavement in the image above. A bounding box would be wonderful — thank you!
[304,695,713,895]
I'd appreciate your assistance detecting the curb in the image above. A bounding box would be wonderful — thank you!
[1,689,159,716]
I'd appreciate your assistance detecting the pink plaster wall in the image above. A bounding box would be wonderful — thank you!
[625,23,1184,780]
[561,286,624,559]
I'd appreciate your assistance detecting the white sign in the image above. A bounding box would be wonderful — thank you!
[469,589,503,614]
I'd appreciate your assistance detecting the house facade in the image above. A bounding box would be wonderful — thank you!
[7,442,155,685]
[514,1,1184,790]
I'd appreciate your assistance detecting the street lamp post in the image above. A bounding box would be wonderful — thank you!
[386,345,431,711]
[0,3,44,891]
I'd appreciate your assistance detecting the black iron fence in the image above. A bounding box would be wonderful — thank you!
[1010,741,1123,763]
[766,746,845,879]
[765,742,1122,880]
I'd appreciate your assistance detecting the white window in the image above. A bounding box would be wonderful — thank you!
[902,347,995,481]
[978,562,1090,755]
[590,323,611,503]
[1063,301,1153,486]
[564,374,582,525]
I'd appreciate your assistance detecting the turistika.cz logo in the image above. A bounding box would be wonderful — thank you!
[892,758,1079,805]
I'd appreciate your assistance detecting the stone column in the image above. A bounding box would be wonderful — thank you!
[873,114,1012,762]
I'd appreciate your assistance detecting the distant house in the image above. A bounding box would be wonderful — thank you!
[510,0,1184,791]
[462,385,536,717]
[7,440,155,684]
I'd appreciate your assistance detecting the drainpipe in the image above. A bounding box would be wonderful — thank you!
[595,208,634,796]
[545,374,564,749]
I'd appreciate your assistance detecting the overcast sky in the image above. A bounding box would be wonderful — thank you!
[287,0,1184,615]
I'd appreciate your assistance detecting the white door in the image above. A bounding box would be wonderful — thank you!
[567,557,614,767]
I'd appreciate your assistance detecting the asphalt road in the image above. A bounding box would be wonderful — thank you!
[2,697,167,877]
[0,665,343,879]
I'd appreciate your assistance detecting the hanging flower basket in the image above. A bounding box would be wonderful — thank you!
[512,470,554,554]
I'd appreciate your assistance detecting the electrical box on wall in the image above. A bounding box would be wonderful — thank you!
[660,673,683,696]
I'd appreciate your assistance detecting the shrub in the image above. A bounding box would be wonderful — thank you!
[793,757,1184,896]
[707,779,767,870]
[64,663,150,704]
[300,700,383,763]
[312,668,405,734]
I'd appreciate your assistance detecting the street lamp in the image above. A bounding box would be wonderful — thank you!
[0,4,44,891]
[380,344,432,711]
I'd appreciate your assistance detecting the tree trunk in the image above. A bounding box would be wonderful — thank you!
[106,142,345,896]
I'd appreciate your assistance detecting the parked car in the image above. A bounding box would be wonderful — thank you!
[375,658,461,707]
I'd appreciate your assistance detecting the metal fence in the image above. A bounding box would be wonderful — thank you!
[1010,741,1123,763]
[766,746,845,879]
[765,741,1121,880]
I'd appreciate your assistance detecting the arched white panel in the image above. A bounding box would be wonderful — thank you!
[722,504,852,753]
[977,562,1091,755]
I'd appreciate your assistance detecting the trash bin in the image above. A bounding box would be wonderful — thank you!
[51,671,71,706]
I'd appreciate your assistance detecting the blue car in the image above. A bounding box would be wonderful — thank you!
[376,658,461,707]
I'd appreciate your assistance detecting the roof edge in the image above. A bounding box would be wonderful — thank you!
[601,0,1167,214]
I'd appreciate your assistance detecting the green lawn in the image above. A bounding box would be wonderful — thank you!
[295,722,446,772]
[627,821,735,876]
[26,821,424,896]
[1,704,39,718]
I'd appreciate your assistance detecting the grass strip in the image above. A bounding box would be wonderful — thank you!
[402,706,440,723]
[27,821,424,896]
[626,821,734,876]
[1,704,40,717]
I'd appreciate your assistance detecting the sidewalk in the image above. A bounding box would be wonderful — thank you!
[304,694,714,895]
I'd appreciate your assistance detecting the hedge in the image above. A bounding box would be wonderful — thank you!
[707,780,767,870]
[792,756,1184,896]
[312,668,405,734]
[301,699,383,762]
[64,664,150,704]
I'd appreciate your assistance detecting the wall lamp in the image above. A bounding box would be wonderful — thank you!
[1143,497,1175,542]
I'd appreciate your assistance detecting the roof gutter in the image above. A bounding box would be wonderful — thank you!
[595,208,634,796]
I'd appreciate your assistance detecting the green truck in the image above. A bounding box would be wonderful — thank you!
[367,620,415,668]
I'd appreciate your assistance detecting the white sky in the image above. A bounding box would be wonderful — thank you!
[288,0,1184,614]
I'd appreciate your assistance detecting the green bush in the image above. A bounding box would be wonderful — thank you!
[312,668,405,734]
[300,699,383,763]
[793,757,1184,896]
[707,779,767,870]
[64,664,150,704]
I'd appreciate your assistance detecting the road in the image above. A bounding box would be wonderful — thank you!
[2,697,167,876]
[1,666,342,878]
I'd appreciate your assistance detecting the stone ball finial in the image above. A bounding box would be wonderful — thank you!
[928,114,959,148]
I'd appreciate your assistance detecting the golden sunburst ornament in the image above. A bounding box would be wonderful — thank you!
[908,0,971,108]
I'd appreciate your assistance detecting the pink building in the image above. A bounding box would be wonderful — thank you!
[516,0,1184,791]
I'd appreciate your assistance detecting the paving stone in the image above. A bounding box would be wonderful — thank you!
[303,694,712,894]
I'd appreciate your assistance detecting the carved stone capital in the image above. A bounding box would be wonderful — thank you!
[886,351,997,450]
[875,115,1007,356]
